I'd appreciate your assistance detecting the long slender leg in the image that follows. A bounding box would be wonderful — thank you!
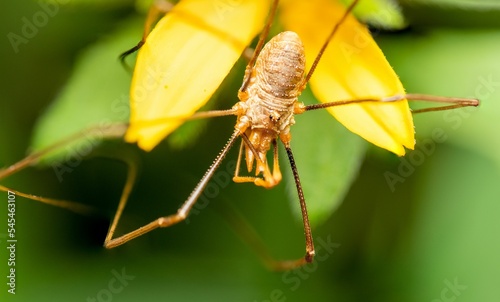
[239,0,279,93]
[0,107,239,214]
[0,123,127,214]
[296,94,479,115]
[132,0,275,71]
[104,130,241,249]
[0,185,98,216]
[302,0,360,86]
[233,140,247,179]
[214,144,311,271]
[293,0,478,114]
[130,108,238,130]
[213,195,309,271]
[0,123,127,180]
[297,96,407,113]
[405,93,479,113]
[212,196,280,269]
[277,144,315,269]
[120,0,174,63]
[234,139,315,270]
[104,153,139,245]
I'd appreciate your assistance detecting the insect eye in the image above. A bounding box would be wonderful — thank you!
[269,113,280,122]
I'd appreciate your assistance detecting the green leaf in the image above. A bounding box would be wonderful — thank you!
[398,0,500,27]
[400,0,500,10]
[377,29,500,167]
[283,88,368,227]
[340,0,407,29]
[30,18,143,165]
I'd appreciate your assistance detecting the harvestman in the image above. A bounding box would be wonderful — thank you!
[0,0,478,270]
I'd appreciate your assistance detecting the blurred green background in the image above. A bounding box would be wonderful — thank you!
[1,0,500,301]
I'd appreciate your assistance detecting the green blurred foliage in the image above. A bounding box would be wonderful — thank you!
[0,0,499,302]
[30,18,141,164]
[286,88,367,225]
[341,0,407,29]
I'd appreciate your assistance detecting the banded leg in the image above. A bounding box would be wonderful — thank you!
[214,194,310,271]
[0,123,128,215]
[280,144,315,268]
[1,107,241,247]
[295,94,479,115]
[239,0,279,93]
[104,130,240,248]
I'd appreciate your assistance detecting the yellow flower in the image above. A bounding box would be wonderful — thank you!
[125,0,269,151]
[126,0,415,155]
[281,0,414,155]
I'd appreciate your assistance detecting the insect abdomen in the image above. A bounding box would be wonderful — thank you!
[254,31,306,101]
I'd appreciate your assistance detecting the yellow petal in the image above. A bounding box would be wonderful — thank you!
[280,0,414,156]
[125,0,269,151]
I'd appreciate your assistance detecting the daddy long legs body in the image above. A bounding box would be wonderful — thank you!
[106,0,477,269]
[234,30,305,188]
[106,22,316,269]
[103,0,371,269]
[0,0,479,271]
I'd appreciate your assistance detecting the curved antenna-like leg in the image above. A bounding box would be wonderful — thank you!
[272,144,315,269]
[104,130,240,248]
[0,123,128,215]
[120,0,174,66]
[296,94,479,114]
[239,0,279,92]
